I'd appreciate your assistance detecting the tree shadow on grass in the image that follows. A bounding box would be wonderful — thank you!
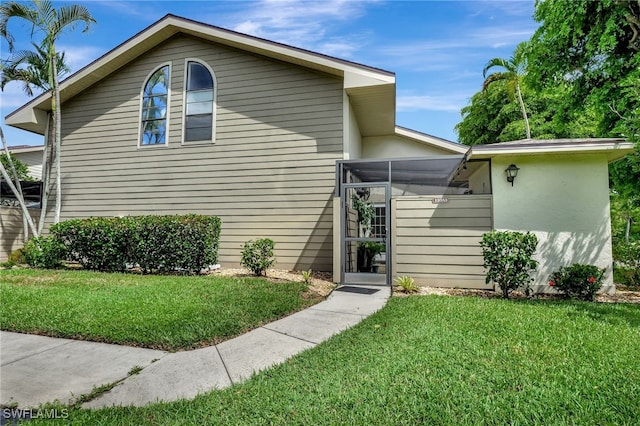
[570,301,640,328]
[515,298,640,329]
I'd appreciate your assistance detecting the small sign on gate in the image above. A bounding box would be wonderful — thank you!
[431,197,449,204]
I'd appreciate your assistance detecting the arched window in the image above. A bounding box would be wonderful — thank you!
[140,65,170,145]
[184,60,215,143]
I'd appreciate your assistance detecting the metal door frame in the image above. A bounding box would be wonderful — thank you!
[340,181,391,286]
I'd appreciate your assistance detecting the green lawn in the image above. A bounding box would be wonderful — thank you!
[29,295,640,425]
[0,269,320,351]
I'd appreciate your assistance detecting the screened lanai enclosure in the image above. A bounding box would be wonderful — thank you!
[336,156,493,288]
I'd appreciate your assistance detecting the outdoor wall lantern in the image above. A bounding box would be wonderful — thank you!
[505,164,520,186]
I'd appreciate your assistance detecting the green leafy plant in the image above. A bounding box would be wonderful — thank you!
[357,241,385,272]
[395,275,418,293]
[0,152,34,182]
[241,238,276,276]
[480,230,538,299]
[352,196,375,232]
[22,236,65,269]
[548,264,606,301]
[613,242,640,288]
[301,269,312,285]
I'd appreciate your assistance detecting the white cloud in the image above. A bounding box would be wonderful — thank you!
[224,0,376,57]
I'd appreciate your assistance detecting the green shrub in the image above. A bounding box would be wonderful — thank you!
[22,236,65,269]
[52,217,131,272]
[128,215,221,273]
[395,275,418,293]
[241,238,276,276]
[480,230,538,299]
[613,242,640,288]
[548,264,606,301]
[8,248,25,264]
[51,215,221,273]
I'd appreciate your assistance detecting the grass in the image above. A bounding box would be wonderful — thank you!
[26,295,640,425]
[0,269,320,351]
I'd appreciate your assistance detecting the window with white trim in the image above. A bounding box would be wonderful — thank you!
[184,61,215,143]
[140,65,169,145]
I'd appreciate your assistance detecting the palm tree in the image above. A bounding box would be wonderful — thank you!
[1,42,70,234]
[0,0,95,224]
[482,41,531,139]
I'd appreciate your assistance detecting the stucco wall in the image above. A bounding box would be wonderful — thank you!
[361,134,454,158]
[491,154,614,292]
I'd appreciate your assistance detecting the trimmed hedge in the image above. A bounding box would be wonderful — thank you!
[51,214,221,273]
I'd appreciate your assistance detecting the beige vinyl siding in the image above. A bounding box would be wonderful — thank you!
[12,150,43,181]
[0,207,40,261]
[52,34,343,271]
[392,195,493,288]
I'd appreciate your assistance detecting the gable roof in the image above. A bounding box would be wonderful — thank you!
[5,14,396,136]
[470,138,634,162]
[395,126,468,154]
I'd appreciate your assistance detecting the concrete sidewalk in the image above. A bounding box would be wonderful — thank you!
[0,285,389,409]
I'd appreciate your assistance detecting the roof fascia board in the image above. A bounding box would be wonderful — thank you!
[8,146,44,153]
[469,142,635,163]
[394,126,468,154]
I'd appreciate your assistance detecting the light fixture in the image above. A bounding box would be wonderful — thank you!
[505,164,519,186]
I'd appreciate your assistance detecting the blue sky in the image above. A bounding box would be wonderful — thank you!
[1,0,538,147]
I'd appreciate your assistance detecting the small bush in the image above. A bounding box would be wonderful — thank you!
[241,238,276,276]
[480,230,538,299]
[8,248,25,264]
[395,276,418,293]
[613,242,640,288]
[548,264,606,301]
[23,236,65,269]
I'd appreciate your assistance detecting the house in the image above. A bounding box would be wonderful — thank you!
[4,15,634,291]
[6,145,44,181]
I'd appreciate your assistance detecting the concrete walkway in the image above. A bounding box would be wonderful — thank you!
[0,285,389,409]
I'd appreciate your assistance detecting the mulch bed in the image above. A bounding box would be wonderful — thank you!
[394,285,640,304]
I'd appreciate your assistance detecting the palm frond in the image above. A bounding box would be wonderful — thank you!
[483,58,511,78]
[0,1,40,50]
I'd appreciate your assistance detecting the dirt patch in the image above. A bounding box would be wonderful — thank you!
[206,268,336,297]
[393,286,640,304]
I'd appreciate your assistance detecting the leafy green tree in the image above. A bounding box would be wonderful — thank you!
[0,0,95,225]
[528,0,640,265]
[0,152,33,182]
[456,80,519,146]
[528,0,639,139]
[482,41,531,139]
[457,80,595,146]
